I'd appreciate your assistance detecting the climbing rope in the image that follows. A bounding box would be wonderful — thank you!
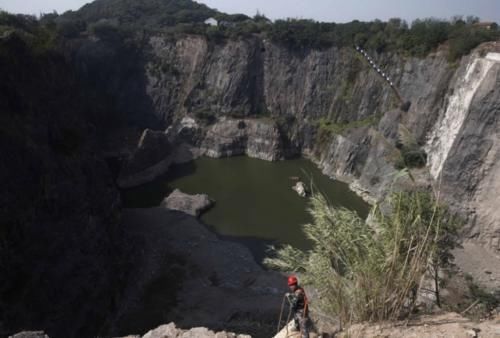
[276,295,286,334]
[354,45,411,111]
[276,294,293,336]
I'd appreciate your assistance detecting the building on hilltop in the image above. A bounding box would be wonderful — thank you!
[204,17,218,26]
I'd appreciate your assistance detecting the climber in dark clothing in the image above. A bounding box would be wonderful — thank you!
[286,275,309,338]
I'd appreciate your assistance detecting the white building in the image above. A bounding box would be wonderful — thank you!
[204,17,218,26]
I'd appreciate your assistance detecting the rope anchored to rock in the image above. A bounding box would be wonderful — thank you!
[354,45,411,112]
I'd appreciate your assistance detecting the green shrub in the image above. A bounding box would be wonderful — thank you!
[448,25,499,61]
[265,190,458,325]
[394,124,427,169]
[56,18,86,38]
[318,114,381,136]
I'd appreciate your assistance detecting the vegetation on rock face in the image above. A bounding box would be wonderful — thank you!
[395,125,428,169]
[265,189,460,325]
[318,114,382,136]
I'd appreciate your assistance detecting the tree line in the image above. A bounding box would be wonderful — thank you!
[2,6,499,61]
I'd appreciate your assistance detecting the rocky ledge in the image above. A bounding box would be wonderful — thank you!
[10,323,250,338]
[162,189,214,217]
[130,322,251,338]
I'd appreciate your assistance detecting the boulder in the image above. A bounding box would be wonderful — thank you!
[292,181,307,197]
[162,189,214,217]
[142,323,179,338]
[140,323,250,338]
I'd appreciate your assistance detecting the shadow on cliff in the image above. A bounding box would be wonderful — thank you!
[120,161,197,208]
[72,33,162,131]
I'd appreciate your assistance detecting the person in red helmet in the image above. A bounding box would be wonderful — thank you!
[286,275,309,338]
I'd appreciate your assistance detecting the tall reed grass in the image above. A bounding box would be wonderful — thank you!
[265,189,457,325]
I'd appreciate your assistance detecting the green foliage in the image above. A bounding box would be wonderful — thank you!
[63,0,217,31]
[266,19,337,49]
[263,17,498,59]
[0,11,58,55]
[395,148,427,169]
[50,1,498,58]
[0,11,37,31]
[395,124,427,169]
[318,114,381,136]
[265,190,459,324]
[88,19,132,43]
[55,18,86,38]
[448,23,499,61]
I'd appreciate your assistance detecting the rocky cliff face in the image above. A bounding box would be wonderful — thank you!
[0,33,129,338]
[428,52,500,253]
[108,34,500,254]
[3,21,499,337]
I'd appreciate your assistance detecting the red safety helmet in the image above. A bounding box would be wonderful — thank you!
[287,275,298,286]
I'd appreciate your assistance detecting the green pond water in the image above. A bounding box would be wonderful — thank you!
[122,156,369,253]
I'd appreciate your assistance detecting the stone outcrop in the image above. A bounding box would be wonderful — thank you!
[140,323,251,338]
[292,181,307,197]
[11,325,250,338]
[199,118,285,161]
[118,129,173,188]
[162,189,214,217]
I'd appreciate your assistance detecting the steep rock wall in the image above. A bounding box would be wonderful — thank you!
[73,35,500,254]
[135,36,500,254]
[0,33,130,338]
[431,53,500,252]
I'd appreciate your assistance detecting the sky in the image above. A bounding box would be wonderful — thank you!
[0,0,499,23]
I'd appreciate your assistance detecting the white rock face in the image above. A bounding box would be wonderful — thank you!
[425,56,495,179]
[485,52,500,62]
[180,116,199,130]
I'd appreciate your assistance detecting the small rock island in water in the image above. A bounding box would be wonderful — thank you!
[292,181,308,197]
